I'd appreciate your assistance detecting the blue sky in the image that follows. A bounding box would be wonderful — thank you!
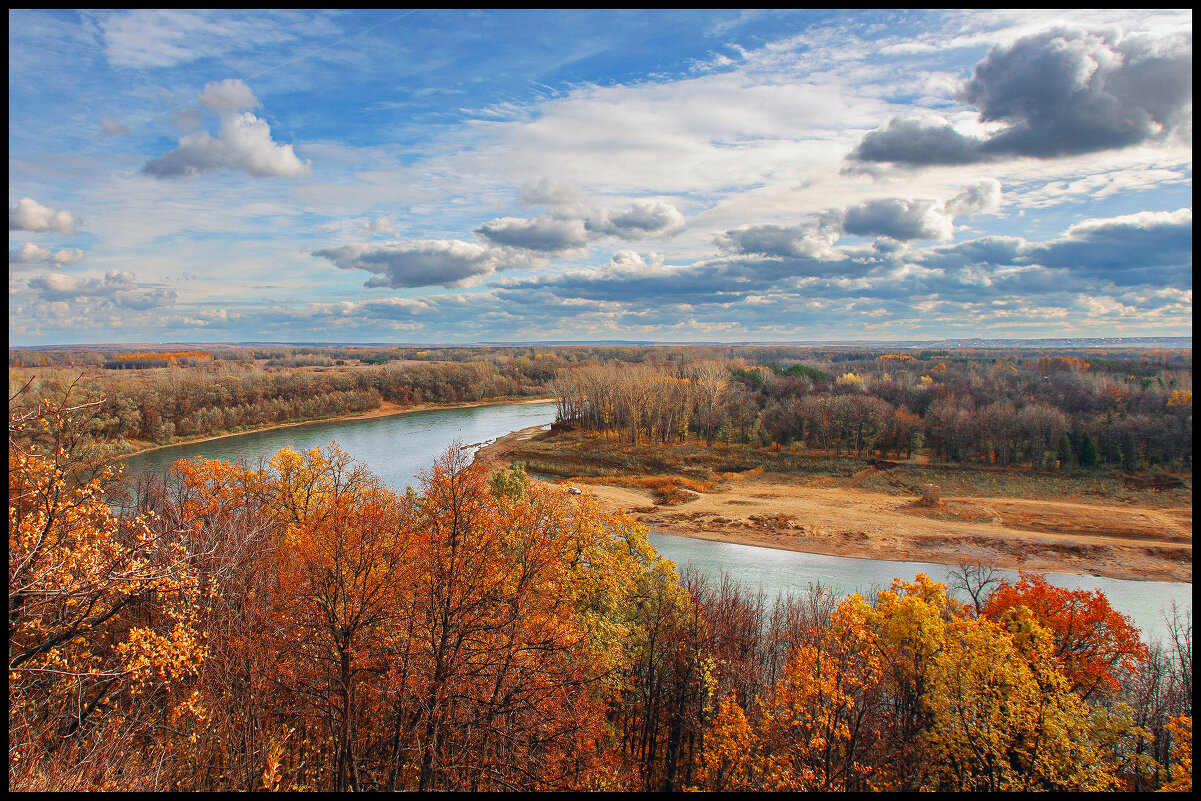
[8,9,1192,345]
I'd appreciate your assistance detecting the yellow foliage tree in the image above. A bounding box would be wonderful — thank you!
[9,394,204,790]
[1160,716,1192,792]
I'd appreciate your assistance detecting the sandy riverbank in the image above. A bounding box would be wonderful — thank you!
[111,397,554,460]
[474,426,1192,584]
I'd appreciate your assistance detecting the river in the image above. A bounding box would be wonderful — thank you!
[120,400,1191,643]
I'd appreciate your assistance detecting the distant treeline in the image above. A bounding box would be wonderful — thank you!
[9,360,549,447]
[551,349,1192,471]
[8,345,1192,468]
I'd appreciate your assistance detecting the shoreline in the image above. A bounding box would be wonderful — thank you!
[472,427,1192,585]
[109,396,555,461]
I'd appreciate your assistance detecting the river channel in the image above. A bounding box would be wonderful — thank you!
[120,400,1191,643]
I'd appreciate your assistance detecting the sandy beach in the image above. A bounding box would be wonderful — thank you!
[474,426,1192,584]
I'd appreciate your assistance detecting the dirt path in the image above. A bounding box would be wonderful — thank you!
[475,428,1192,584]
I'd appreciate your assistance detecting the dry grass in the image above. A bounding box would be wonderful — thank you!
[574,474,715,504]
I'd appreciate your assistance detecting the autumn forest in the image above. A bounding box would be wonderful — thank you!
[7,343,1193,791]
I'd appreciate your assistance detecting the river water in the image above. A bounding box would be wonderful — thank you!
[120,400,1190,643]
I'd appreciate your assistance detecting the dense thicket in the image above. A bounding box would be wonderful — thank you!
[8,392,1192,791]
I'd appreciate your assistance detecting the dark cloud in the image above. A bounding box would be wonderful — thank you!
[314,240,497,288]
[590,201,686,239]
[716,222,839,258]
[841,198,954,241]
[915,236,1026,271]
[850,117,985,165]
[1026,209,1191,287]
[477,200,685,253]
[474,215,589,252]
[851,27,1192,165]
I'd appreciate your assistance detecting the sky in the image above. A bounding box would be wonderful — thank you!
[8,9,1193,346]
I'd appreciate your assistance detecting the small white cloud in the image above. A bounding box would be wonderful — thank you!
[367,216,398,234]
[10,242,86,267]
[9,197,81,234]
[100,115,129,135]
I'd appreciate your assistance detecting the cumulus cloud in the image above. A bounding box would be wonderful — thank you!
[314,239,500,288]
[476,198,685,253]
[26,270,176,308]
[475,215,589,252]
[720,182,1001,255]
[9,197,81,234]
[589,200,686,240]
[142,79,311,179]
[841,198,955,241]
[850,116,986,165]
[715,218,842,259]
[851,27,1193,165]
[9,242,86,267]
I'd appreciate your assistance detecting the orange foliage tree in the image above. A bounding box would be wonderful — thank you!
[981,572,1148,701]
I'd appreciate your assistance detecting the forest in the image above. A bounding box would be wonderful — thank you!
[6,344,1192,474]
[7,387,1192,791]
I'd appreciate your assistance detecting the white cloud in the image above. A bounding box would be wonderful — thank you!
[9,197,81,234]
[198,78,261,112]
[143,79,311,179]
[9,242,86,267]
[26,269,177,309]
[92,10,321,69]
